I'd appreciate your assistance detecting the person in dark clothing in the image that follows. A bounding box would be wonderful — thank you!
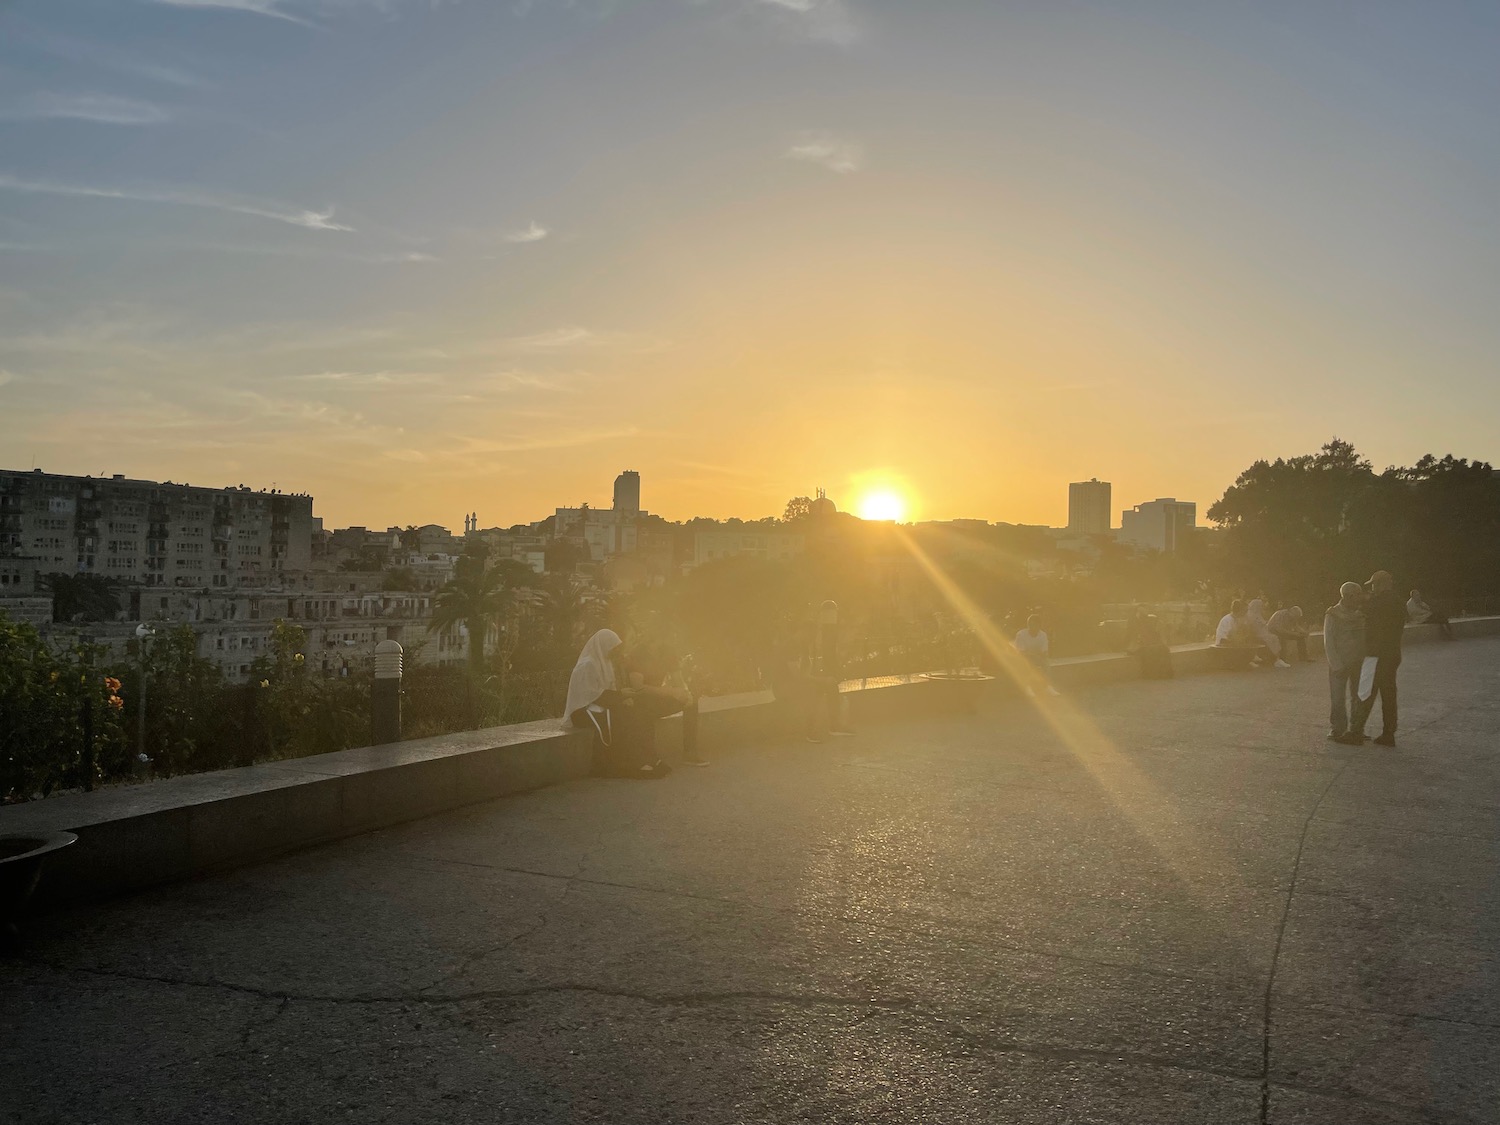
[1355,569,1404,747]
[1134,613,1174,679]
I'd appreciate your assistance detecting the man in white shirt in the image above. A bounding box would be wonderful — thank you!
[1215,599,1272,668]
[1014,614,1060,695]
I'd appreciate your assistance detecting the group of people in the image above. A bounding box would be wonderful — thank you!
[1214,572,1448,746]
[561,619,854,779]
[1214,596,1309,669]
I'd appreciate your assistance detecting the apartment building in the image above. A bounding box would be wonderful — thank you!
[0,469,314,588]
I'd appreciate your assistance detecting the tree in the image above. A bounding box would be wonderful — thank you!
[429,557,516,678]
[1207,439,1377,608]
[381,567,418,591]
[43,573,121,623]
[783,496,814,522]
[0,613,126,799]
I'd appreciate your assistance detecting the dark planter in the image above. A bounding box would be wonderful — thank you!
[0,831,78,952]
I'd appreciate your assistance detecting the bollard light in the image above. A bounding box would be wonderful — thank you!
[371,639,404,745]
[373,639,403,680]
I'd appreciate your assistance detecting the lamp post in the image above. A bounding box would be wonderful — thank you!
[79,630,96,791]
[134,622,156,772]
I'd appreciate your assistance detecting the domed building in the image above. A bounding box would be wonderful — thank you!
[809,488,838,519]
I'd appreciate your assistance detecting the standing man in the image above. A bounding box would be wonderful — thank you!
[1324,582,1367,745]
[1356,570,1404,746]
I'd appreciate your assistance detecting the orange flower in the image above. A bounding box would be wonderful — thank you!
[104,677,122,693]
[107,695,124,711]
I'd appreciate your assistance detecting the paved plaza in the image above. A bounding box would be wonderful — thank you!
[5,638,1500,1124]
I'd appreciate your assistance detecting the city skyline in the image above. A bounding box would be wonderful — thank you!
[1,458,1207,533]
[5,3,1500,528]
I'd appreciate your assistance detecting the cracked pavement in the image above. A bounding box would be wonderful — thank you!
[5,638,1500,1123]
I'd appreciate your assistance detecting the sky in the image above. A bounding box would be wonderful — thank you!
[2,0,1499,530]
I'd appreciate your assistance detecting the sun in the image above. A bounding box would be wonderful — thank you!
[857,489,908,523]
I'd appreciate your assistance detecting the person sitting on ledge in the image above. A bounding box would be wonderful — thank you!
[1266,604,1311,663]
[563,628,689,779]
[1014,614,1061,696]
[1134,613,1174,679]
[1214,599,1272,669]
[1406,588,1454,639]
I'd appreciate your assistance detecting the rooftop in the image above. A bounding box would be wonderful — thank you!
[6,639,1499,1122]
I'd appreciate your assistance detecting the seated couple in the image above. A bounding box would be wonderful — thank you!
[1215,598,1293,669]
[563,629,701,779]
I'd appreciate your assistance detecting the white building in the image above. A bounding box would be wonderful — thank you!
[1118,498,1197,553]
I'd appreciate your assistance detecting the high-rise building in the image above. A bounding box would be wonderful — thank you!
[1118,498,1197,553]
[613,470,641,516]
[1067,479,1112,534]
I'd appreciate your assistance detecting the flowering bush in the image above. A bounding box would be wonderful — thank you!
[1,614,127,801]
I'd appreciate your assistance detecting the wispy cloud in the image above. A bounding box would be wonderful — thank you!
[145,0,317,27]
[21,28,205,89]
[508,326,595,349]
[0,174,354,232]
[754,0,859,46]
[0,94,174,126]
[784,132,863,174]
[504,222,549,244]
[0,370,16,389]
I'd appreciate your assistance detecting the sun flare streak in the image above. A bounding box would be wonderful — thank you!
[896,528,1253,952]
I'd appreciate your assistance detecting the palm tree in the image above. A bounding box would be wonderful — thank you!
[429,557,513,678]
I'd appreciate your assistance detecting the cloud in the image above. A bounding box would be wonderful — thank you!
[507,326,595,349]
[145,0,317,27]
[784,132,863,173]
[754,0,859,45]
[0,370,16,389]
[0,173,354,231]
[504,222,549,244]
[1,94,174,126]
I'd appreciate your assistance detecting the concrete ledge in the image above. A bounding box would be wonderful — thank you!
[2,678,960,905]
[7,615,1497,906]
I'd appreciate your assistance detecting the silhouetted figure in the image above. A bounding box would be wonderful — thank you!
[1355,570,1403,746]
[1324,582,1367,745]
[1266,605,1310,663]
[1134,613,1173,679]
[771,622,851,743]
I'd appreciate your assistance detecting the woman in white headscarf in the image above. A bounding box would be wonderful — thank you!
[563,629,680,778]
[563,628,624,731]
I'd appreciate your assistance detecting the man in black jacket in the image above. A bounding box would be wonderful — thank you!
[1355,569,1404,746]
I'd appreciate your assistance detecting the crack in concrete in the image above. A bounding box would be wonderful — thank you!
[28,960,1462,1121]
[416,912,550,996]
[1258,760,1352,1125]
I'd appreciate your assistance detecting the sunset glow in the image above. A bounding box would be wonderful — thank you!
[857,490,908,523]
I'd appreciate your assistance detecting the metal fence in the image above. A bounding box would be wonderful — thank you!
[399,668,572,740]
